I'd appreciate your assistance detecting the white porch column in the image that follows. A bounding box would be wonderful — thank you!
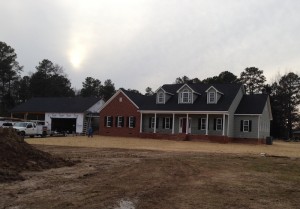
[186,113,189,134]
[227,114,230,137]
[140,113,143,133]
[172,113,175,134]
[222,114,225,136]
[258,115,260,139]
[206,114,209,135]
[154,113,157,133]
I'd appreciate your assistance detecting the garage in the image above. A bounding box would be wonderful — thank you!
[51,118,76,134]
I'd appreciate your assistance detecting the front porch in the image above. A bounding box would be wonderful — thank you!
[139,111,231,142]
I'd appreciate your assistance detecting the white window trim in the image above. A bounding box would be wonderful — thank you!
[201,118,206,130]
[157,92,164,103]
[129,116,134,128]
[243,120,249,132]
[106,116,112,127]
[150,117,155,129]
[165,117,171,129]
[180,89,192,104]
[208,92,216,104]
[117,116,123,127]
[216,118,222,131]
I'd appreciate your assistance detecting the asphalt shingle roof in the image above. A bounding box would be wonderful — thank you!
[235,94,269,114]
[10,97,101,113]
[123,83,244,112]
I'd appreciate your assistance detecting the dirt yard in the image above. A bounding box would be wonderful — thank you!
[1,136,300,209]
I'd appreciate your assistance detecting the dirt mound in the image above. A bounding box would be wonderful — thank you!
[0,128,75,183]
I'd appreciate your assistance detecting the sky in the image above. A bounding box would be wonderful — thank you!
[1,0,300,93]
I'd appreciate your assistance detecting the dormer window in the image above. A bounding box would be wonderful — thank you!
[208,92,216,104]
[157,92,164,103]
[180,89,192,103]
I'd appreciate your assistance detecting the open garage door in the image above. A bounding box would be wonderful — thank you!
[51,118,76,134]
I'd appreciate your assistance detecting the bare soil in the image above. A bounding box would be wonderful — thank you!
[1,136,300,209]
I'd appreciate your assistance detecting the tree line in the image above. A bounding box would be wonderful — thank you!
[1,41,300,138]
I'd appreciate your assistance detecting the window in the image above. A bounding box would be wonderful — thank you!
[180,89,192,103]
[164,117,171,129]
[117,116,124,127]
[128,116,135,128]
[241,120,252,132]
[200,118,206,130]
[214,118,222,131]
[208,92,216,103]
[157,92,164,103]
[106,116,113,127]
[149,117,159,129]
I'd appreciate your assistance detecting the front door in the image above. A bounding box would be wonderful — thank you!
[179,118,191,133]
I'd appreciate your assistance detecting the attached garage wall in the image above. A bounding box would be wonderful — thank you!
[45,113,84,134]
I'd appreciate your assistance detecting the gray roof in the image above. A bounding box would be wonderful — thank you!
[123,83,243,112]
[11,97,101,113]
[235,94,269,114]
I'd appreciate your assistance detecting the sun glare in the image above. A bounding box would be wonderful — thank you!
[68,42,86,70]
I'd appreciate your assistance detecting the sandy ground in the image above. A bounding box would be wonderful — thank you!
[1,136,300,209]
[26,135,300,158]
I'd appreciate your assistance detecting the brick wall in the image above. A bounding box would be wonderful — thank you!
[99,91,140,137]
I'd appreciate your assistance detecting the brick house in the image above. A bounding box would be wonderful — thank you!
[99,83,272,143]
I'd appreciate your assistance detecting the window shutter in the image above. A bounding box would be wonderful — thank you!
[133,117,136,128]
[170,118,173,129]
[198,118,201,130]
[240,120,243,132]
[149,117,151,128]
[111,117,113,127]
[249,120,252,132]
[115,116,118,127]
[213,119,216,130]
[156,117,159,128]
[163,117,165,129]
[104,116,107,127]
[126,117,129,127]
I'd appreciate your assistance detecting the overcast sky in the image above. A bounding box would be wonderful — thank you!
[1,0,300,92]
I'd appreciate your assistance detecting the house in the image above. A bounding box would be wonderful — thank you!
[99,83,272,143]
[10,97,104,134]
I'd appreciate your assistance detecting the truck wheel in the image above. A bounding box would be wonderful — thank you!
[20,131,25,137]
[42,131,47,138]
[30,135,34,138]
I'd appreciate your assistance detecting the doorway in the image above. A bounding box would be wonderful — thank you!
[179,117,191,133]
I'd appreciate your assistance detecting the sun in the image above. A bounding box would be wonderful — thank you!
[69,43,86,69]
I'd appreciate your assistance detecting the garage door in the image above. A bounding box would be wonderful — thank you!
[51,118,76,134]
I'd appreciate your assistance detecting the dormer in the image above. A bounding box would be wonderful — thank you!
[177,84,201,104]
[155,87,173,104]
[205,86,223,104]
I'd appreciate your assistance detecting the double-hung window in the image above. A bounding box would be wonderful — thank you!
[208,92,216,103]
[164,117,171,129]
[129,116,135,128]
[216,118,222,130]
[106,116,112,127]
[181,89,191,103]
[241,120,252,132]
[158,92,164,103]
[201,118,206,130]
[117,116,124,127]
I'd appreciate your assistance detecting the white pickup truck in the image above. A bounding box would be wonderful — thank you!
[13,121,50,137]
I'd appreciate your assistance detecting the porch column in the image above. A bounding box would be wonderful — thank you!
[206,114,209,135]
[186,113,189,134]
[222,114,225,136]
[227,114,230,136]
[154,113,157,133]
[140,113,143,133]
[258,115,260,139]
[172,113,175,134]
